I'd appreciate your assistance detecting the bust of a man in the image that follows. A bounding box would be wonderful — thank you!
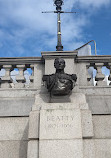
[42,58,77,95]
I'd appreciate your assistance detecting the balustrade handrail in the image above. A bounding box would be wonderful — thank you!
[1,55,111,64]
[0,57,43,65]
[76,55,111,63]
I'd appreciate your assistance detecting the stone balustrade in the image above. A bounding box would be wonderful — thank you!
[1,55,111,89]
[0,57,44,89]
[76,55,111,87]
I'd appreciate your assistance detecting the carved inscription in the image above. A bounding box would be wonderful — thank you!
[40,109,82,139]
[46,115,74,129]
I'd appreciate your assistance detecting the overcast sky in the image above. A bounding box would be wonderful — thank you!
[0,0,111,57]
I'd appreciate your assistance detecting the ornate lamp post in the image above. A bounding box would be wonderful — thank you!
[42,0,76,51]
[54,0,64,51]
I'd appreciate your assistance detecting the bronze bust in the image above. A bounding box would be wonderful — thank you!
[42,58,77,95]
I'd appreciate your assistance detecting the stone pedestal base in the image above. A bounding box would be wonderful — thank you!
[27,93,93,158]
[27,140,39,158]
[40,140,83,158]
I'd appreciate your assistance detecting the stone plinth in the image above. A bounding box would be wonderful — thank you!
[27,92,93,158]
[39,108,83,158]
[27,140,39,158]
[39,140,83,158]
[32,93,88,111]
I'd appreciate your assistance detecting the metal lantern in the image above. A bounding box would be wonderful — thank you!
[54,0,63,7]
[54,0,64,11]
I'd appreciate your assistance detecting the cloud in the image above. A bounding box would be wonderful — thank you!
[79,0,110,8]
[0,0,110,57]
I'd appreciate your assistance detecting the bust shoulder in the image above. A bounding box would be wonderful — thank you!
[42,74,55,81]
[61,73,77,82]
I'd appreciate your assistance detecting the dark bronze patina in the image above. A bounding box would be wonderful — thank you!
[42,58,77,96]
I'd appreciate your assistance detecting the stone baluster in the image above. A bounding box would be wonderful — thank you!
[1,65,12,88]
[15,65,25,88]
[95,63,106,86]
[107,63,111,85]
[16,65,25,79]
[30,64,34,88]
[86,64,92,86]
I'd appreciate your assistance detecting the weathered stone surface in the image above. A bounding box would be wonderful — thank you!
[0,117,29,140]
[38,103,88,110]
[0,98,34,116]
[33,102,80,111]
[39,140,83,158]
[93,115,111,138]
[79,86,111,97]
[0,140,28,158]
[40,109,82,139]
[40,103,79,110]
[1,83,10,88]
[50,93,87,104]
[79,103,89,110]
[14,83,24,88]
[94,139,111,158]
[77,63,87,86]
[34,63,44,89]
[45,59,55,74]
[32,93,87,110]
[33,103,88,112]
[81,110,93,138]
[83,140,95,158]
[86,95,111,114]
[27,140,39,158]
[83,139,111,158]
[28,111,39,139]
[0,89,36,97]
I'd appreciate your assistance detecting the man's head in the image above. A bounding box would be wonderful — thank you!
[54,58,65,70]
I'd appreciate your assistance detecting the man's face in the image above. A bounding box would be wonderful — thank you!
[54,58,65,70]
